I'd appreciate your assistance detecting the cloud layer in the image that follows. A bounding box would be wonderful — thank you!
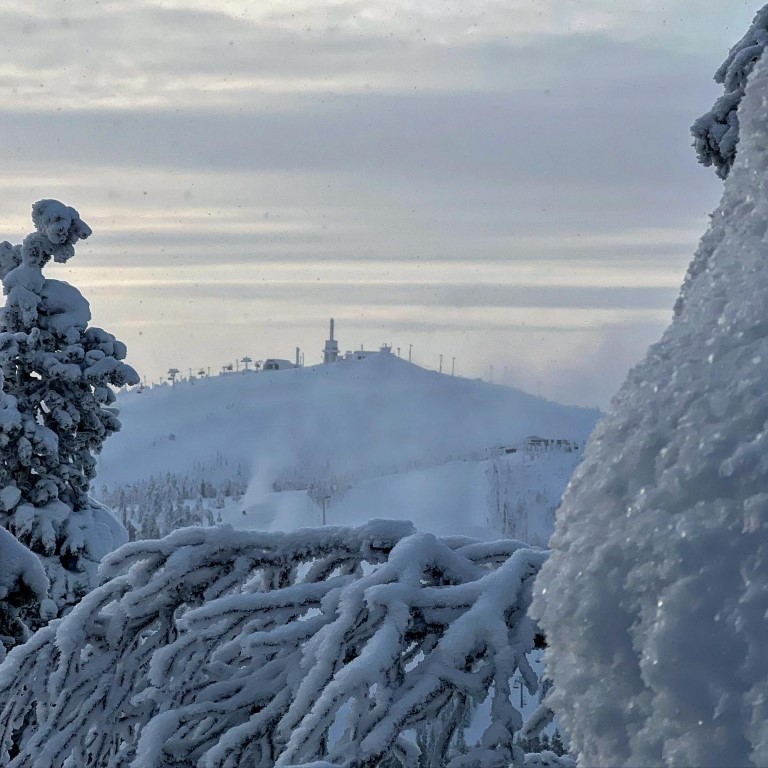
[0,0,761,405]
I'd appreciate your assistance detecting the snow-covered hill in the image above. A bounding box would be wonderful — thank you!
[222,447,583,543]
[97,353,599,539]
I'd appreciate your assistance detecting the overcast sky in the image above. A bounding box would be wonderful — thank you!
[0,1,761,406]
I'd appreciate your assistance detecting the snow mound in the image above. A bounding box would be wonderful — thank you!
[533,50,768,768]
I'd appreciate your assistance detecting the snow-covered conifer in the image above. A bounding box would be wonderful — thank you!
[0,200,139,624]
[0,521,553,767]
[533,47,768,768]
[0,365,54,653]
[691,4,768,178]
[0,524,50,660]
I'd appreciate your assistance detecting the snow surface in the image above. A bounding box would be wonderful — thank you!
[217,447,581,544]
[97,354,597,538]
[533,46,768,768]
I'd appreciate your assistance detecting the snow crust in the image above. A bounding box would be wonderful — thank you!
[533,49,768,768]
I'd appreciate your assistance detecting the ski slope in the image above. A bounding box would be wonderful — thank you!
[98,353,599,538]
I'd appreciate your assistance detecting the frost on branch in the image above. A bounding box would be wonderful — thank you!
[0,521,551,768]
[533,49,768,768]
[691,4,768,178]
[0,200,138,630]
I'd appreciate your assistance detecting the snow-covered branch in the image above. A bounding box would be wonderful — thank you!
[0,521,549,767]
[691,5,768,178]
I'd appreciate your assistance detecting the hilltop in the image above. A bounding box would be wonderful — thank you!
[97,353,600,539]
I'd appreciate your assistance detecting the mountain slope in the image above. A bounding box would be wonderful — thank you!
[97,353,599,537]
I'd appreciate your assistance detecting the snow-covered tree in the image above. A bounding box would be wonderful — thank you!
[691,4,768,178]
[0,364,55,654]
[485,447,581,547]
[0,526,50,661]
[98,458,248,540]
[533,46,768,768]
[0,200,138,625]
[0,520,561,768]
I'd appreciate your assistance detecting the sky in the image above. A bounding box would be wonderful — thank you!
[0,0,761,407]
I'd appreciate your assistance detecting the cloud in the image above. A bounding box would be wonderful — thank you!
[0,0,751,110]
[0,0,754,404]
[76,275,678,312]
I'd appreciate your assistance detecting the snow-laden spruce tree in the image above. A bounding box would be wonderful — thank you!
[0,525,49,661]
[0,363,54,656]
[532,42,768,768]
[0,200,138,626]
[691,4,768,178]
[0,521,569,768]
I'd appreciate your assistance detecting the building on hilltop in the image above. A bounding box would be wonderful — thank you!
[322,318,393,364]
[342,343,392,362]
[323,318,339,364]
[524,436,580,452]
[262,359,295,371]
